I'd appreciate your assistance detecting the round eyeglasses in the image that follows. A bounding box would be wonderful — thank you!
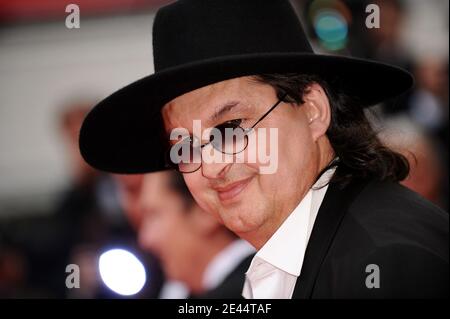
[166,93,287,173]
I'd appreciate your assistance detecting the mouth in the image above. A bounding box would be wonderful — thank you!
[214,176,254,203]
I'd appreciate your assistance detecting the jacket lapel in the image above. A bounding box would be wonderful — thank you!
[292,175,370,298]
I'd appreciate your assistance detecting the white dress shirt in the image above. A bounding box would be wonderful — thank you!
[242,167,336,299]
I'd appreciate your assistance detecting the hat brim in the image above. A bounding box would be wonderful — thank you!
[79,53,414,174]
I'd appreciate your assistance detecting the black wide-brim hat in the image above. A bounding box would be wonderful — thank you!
[79,0,414,174]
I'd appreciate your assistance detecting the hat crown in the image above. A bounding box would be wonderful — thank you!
[152,0,313,71]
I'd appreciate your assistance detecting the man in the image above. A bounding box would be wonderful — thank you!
[79,0,448,298]
[115,171,254,298]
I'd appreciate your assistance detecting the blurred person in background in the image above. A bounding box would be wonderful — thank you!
[381,57,449,210]
[116,171,255,298]
[378,116,446,209]
[57,101,164,298]
[364,0,411,68]
[409,58,449,147]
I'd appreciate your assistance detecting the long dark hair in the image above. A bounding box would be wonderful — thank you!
[253,73,410,188]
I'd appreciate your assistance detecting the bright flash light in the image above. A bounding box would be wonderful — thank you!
[99,248,146,296]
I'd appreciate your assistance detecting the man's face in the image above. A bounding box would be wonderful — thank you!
[162,76,324,246]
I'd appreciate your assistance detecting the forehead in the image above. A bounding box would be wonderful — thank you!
[161,76,268,130]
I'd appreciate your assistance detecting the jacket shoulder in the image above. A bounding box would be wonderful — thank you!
[347,179,448,254]
[316,179,449,298]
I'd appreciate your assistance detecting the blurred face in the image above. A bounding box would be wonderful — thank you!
[162,76,332,247]
[118,172,208,282]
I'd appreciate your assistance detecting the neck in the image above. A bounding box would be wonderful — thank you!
[186,232,234,294]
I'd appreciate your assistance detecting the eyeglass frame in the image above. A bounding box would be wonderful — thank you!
[166,92,288,173]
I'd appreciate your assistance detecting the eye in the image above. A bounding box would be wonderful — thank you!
[213,119,244,134]
[223,119,243,126]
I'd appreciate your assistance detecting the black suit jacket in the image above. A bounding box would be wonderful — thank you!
[292,175,448,298]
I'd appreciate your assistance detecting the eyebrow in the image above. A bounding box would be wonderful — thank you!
[209,100,241,124]
[165,100,244,141]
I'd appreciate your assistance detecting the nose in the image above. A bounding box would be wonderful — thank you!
[200,144,232,179]
[137,220,159,254]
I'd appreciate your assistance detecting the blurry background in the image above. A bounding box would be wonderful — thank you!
[0,0,448,298]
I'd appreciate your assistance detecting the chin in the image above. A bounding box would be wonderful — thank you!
[220,205,266,235]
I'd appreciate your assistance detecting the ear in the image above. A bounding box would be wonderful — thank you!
[188,204,222,236]
[302,83,332,142]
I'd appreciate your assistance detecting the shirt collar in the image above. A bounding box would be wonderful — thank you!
[255,167,336,276]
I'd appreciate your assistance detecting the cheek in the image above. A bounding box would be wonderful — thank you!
[281,135,313,186]
[246,119,312,175]
[183,174,218,213]
[183,174,203,199]
[260,121,315,191]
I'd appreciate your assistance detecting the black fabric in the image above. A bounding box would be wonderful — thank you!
[292,173,449,299]
[189,253,254,299]
[79,0,414,174]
